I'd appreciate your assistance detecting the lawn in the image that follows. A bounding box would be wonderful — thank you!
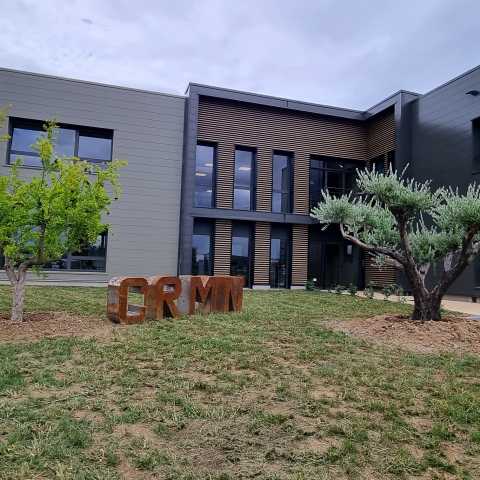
[0,287,479,479]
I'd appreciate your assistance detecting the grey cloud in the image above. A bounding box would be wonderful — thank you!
[0,0,478,109]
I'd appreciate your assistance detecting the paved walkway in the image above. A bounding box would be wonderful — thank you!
[369,292,480,316]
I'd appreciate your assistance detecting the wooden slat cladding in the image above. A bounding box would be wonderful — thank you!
[254,222,271,285]
[214,219,232,275]
[291,225,308,286]
[256,147,272,212]
[198,96,368,214]
[215,143,235,208]
[365,257,397,288]
[366,108,395,160]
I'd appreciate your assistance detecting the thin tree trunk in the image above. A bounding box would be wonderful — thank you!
[10,269,27,322]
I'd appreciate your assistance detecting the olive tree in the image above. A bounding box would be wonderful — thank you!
[0,116,125,321]
[311,168,480,321]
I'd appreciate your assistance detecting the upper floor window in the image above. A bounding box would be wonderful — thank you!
[310,157,358,208]
[272,152,293,213]
[194,142,216,208]
[7,118,113,168]
[192,219,213,275]
[234,147,255,210]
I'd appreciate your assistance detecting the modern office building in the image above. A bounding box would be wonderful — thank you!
[0,65,479,298]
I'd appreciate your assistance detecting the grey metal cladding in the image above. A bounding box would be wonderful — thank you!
[0,68,186,283]
[408,66,480,296]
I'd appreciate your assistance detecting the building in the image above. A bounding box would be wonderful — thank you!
[0,66,479,298]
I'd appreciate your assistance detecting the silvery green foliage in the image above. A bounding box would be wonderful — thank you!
[311,167,480,266]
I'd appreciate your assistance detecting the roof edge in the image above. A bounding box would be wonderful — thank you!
[0,67,186,100]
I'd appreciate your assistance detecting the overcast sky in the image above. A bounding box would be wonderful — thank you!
[0,0,478,110]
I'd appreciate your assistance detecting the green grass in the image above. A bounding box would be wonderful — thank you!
[0,286,479,479]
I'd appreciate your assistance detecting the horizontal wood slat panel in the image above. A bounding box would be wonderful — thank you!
[292,224,308,286]
[254,222,271,285]
[257,147,272,212]
[198,97,368,213]
[364,257,397,287]
[367,109,395,160]
[214,219,232,275]
[215,143,234,208]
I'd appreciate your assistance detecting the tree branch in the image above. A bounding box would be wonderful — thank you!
[339,224,405,266]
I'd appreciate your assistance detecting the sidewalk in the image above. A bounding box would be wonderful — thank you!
[368,292,480,316]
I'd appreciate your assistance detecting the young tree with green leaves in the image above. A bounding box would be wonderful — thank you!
[0,114,125,321]
[311,168,480,321]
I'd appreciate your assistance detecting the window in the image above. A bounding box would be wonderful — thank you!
[7,118,113,168]
[192,220,213,275]
[473,119,480,173]
[234,147,255,210]
[1,233,107,271]
[272,152,293,213]
[44,232,108,271]
[370,151,395,174]
[231,223,253,287]
[270,225,291,288]
[194,143,216,208]
[310,157,359,208]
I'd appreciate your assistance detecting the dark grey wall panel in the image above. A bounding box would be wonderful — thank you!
[408,66,480,296]
[0,68,185,284]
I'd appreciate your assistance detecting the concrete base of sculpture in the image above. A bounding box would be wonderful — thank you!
[107,275,244,324]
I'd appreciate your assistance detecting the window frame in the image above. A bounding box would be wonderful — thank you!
[1,231,108,272]
[6,117,114,169]
[309,156,360,208]
[271,150,293,213]
[191,219,214,275]
[233,146,256,211]
[230,222,254,287]
[194,141,217,209]
[269,224,292,288]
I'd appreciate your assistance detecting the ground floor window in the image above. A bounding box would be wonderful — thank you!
[192,219,213,275]
[231,222,253,287]
[270,225,291,288]
[1,233,108,272]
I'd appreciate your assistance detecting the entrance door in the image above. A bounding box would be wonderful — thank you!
[322,243,341,289]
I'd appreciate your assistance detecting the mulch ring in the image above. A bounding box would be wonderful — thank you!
[0,312,124,342]
[328,314,480,355]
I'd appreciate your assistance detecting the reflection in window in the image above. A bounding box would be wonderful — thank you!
[310,157,359,208]
[192,220,213,275]
[44,232,108,271]
[194,143,215,208]
[8,118,113,167]
[272,152,292,213]
[231,223,253,287]
[234,148,255,210]
[270,225,290,288]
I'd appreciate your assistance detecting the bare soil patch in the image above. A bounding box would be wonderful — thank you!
[0,311,122,342]
[329,314,480,354]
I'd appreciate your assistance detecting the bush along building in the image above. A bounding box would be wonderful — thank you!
[0,65,480,299]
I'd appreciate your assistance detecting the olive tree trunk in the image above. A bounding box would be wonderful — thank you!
[411,292,442,321]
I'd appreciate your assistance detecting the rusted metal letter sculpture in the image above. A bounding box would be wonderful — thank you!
[108,275,244,324]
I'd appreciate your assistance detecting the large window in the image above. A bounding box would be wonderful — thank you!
[7,118,113,168]
[234,147,255,210]
[272,152,293,213]
[1,232,108,272]
[270,225,290,288]
[310,157,359,208]
[194,143,216,208]
[370,151,395,174]
[231,222,253,287]
[192,220,213,275]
